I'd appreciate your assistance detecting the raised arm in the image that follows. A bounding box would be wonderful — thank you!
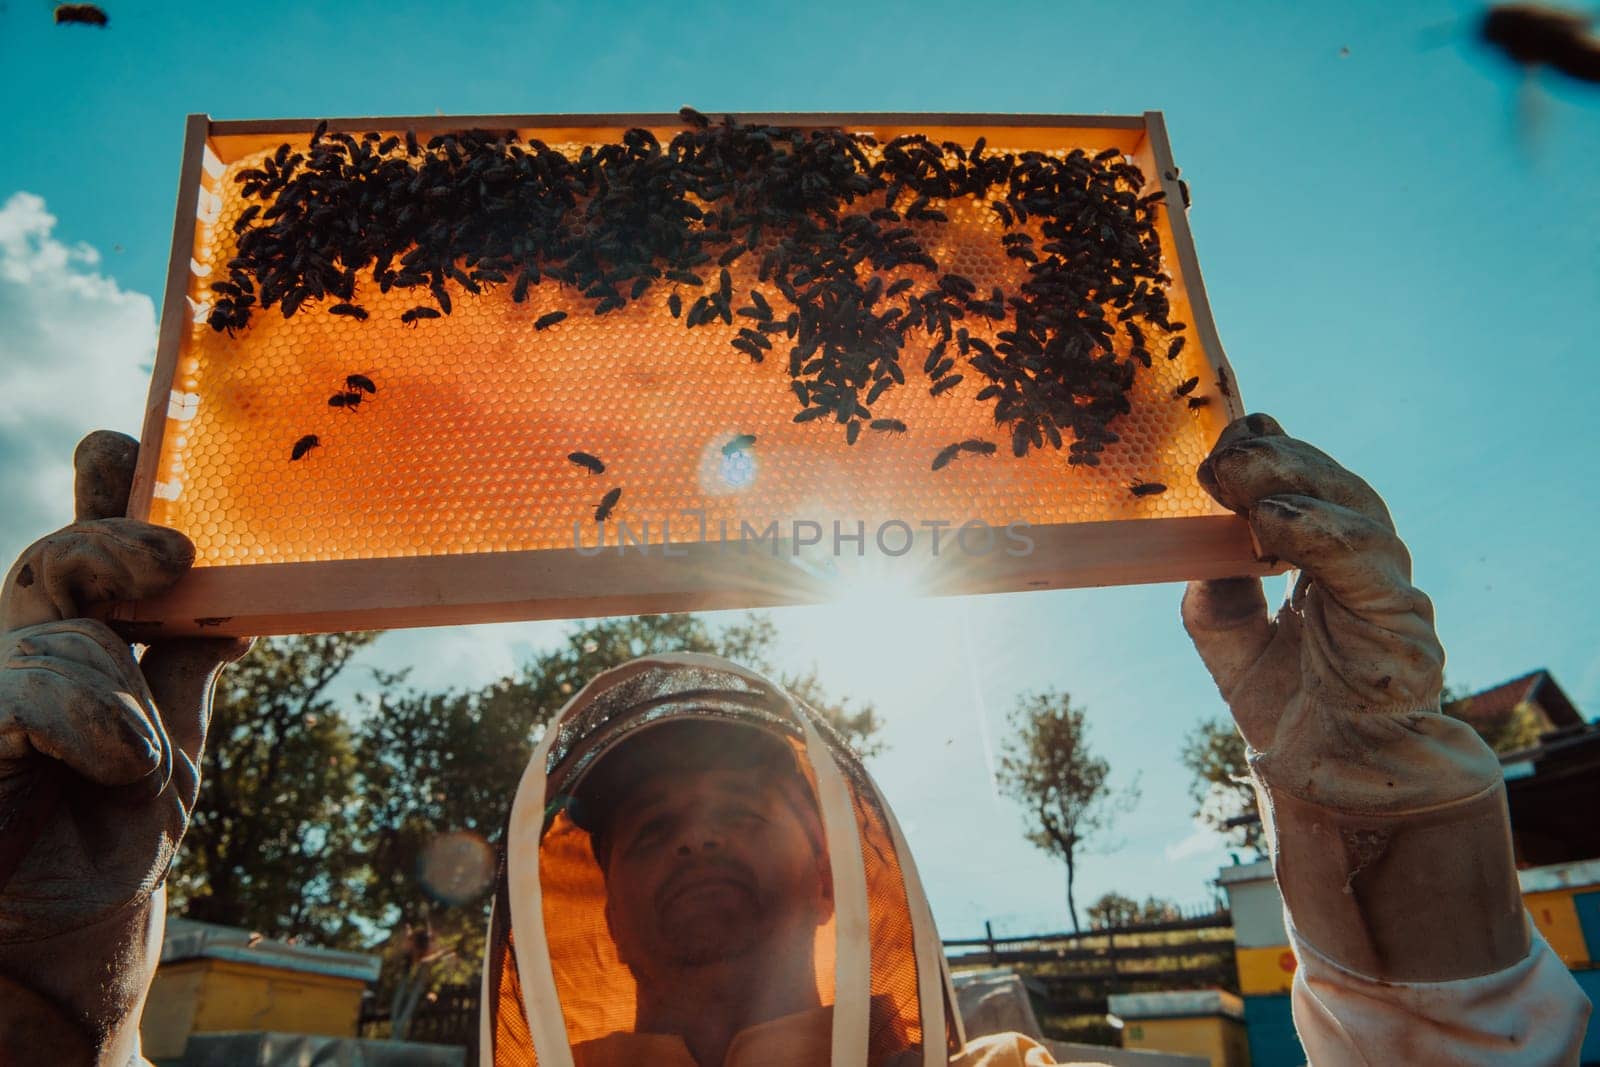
[1182,414,1590,1065]
[0,431,250,1066]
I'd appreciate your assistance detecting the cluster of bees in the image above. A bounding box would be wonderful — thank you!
[213,111,1194,505]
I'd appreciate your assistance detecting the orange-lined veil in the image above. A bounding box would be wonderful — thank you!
[480,652,965,1066]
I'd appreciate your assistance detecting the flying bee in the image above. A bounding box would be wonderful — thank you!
[400,306,441,326]
[960,439,997,455]
[568,451,605,474]
[329,391,364,412]
[594,487,623,522]
[721,433,757,456]
[329,303,369,321]
[1479,5,1600,86]
[1187,396,1211,410]
[345,374,377,395]
[931,443,962,471]
[54,3,109,26]
[290,434,320,461]
[1172,376,1200,398]
[535,311,568,331]
[870,418,907,434]
[1129,481,1167,497]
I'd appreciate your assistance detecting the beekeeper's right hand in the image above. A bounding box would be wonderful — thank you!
[0,430,250,1066]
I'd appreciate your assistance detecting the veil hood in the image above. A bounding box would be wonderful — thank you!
[480,652,964,1066]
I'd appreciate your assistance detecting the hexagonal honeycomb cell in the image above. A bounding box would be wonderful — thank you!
[140,117,1239,572]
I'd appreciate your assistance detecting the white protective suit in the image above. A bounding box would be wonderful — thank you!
[477,652,1590,1067]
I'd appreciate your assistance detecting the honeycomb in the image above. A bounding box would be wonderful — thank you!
[146,119,1236,568]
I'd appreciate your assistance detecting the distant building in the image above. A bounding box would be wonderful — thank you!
[1447,669,1600,867]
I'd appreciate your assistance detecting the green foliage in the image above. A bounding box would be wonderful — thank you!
[1178,716,1262,854]
[169,632,380,947]
[996,691,1139,935]
[1085,891,1181,930]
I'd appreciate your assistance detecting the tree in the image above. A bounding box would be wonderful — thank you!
[1178,717,1262,854]
[996,691,1140,936]
[169,632,380,947]
[1086,891,1181,930]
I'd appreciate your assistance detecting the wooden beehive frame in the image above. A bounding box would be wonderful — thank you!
[112,111,1276,639]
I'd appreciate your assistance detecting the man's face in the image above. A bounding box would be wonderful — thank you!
[601,766,832,973]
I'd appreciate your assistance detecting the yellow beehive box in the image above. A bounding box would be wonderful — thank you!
[112,112,1275,638]
[140,920,380,1061]
[1110,990,1251,1067]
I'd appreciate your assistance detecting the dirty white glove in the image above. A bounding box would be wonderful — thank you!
[1182,414,1527,983]
[0,431,250,1065]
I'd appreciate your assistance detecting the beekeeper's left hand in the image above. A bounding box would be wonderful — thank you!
[0,430,250,1065]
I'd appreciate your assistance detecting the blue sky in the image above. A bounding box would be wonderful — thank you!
[2,1,1596,939]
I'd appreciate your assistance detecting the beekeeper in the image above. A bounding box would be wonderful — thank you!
[0,416,1590,1066]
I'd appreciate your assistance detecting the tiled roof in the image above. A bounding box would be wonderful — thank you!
[1446,670,1549,726]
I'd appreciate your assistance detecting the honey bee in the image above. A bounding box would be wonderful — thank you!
[328,391,364,412]
[959,439,997,455]
[870,418,907,434]
[1216,367,1233,398]
[535,311,568,331]
[1167,336,1187,361]
[345,374,377,395]
[400,306,440,326]
[932,443,962,471]
[722,433,757,456]
[679,106,711,129]
[568,452,605,474]
[1187,396,1211,410]
[290,434,321,461]
[594,487,623,522]
[1129,482,1167,497]
[329,303,369,321]
[1172,376,1200,398]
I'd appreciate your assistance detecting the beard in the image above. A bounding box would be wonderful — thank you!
[657,876,768,966]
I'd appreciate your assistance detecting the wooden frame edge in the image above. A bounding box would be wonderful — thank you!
[1141,111,1245,422]
[103,515,1283,638]
[129,113,211,522]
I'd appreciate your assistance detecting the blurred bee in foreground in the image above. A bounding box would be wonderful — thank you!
[1479,4,1600,85]
[54,3,109,26]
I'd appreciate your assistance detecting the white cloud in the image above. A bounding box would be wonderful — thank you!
[1164,817,1233,863]
[0,191,155,564]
